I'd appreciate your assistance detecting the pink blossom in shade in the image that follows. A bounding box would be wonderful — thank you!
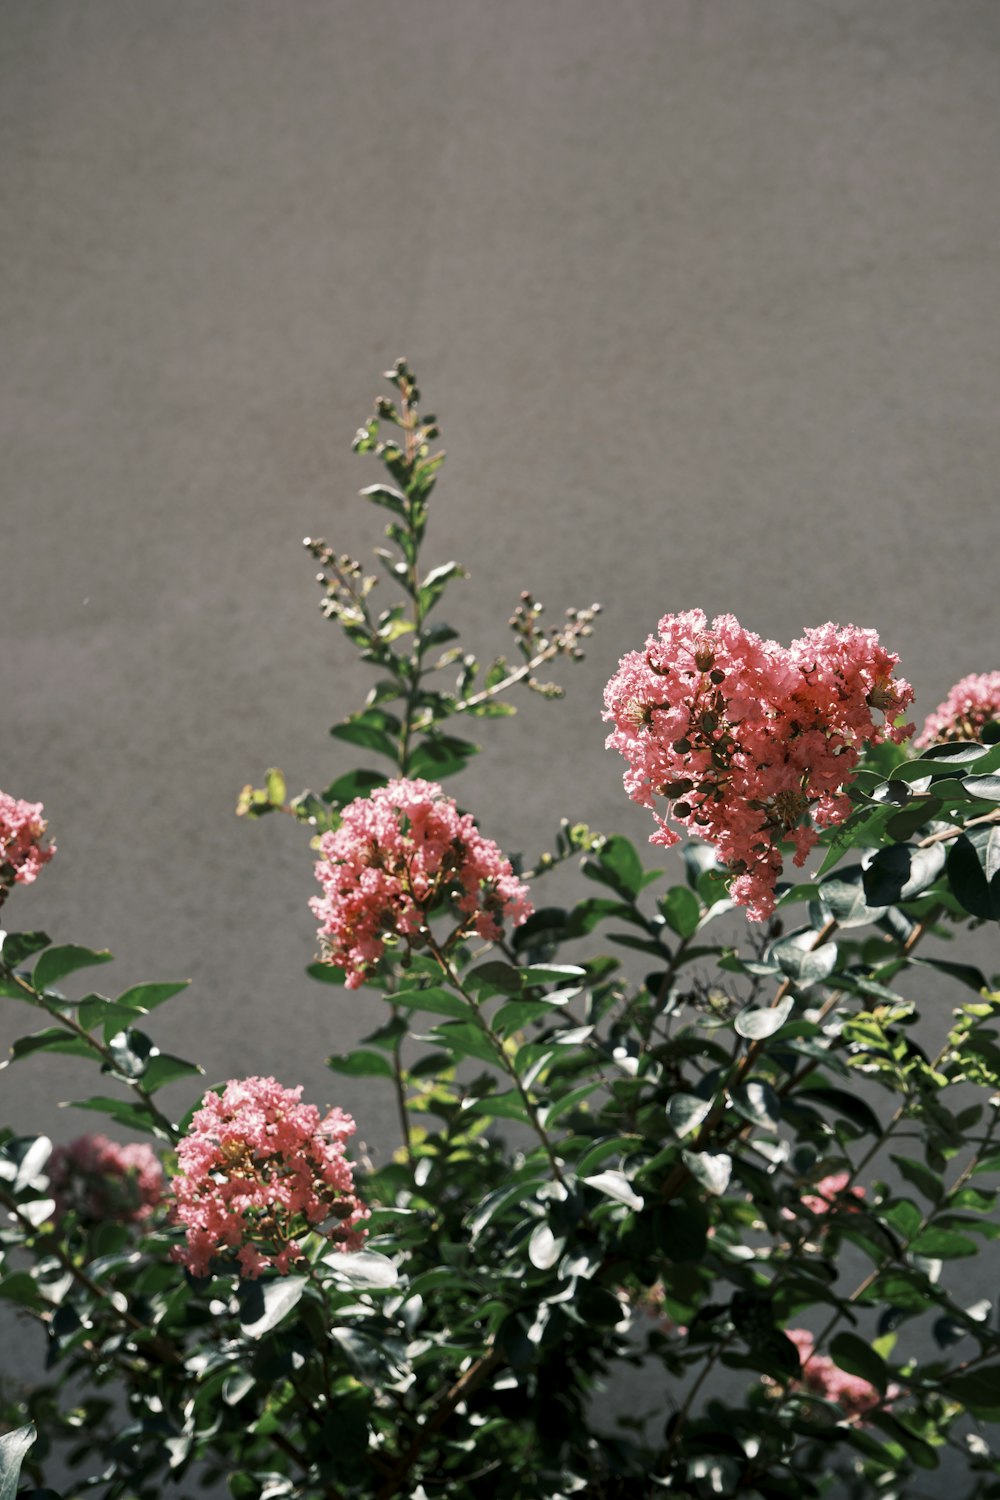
[170,1076,368,1279]
[801,1171,865,1216]
[310,778,533,989]
[603,612,915,920]
[915,671,1000,749]
[0,792,55,892]
[780,1329,883,1421]
[49,1135,163,1226]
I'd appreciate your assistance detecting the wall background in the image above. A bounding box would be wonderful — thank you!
[2,0,999,1404]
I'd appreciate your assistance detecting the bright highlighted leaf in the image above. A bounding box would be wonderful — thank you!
[238,1276,308,1339]
[0,1424,36,1500]
[583,1170,644,1212]
[681,1151,732,1196]
[734,998,793,1040]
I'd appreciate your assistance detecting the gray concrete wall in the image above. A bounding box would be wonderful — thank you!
[1,5,999,1462]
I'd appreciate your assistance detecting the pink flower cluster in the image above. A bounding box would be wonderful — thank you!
[49,1134,163,1225]
[915,671,1000,749]
[801,1171,865,1216]
[782,1328,882,1420]
[0,791,55,896]
[604,611,914,919]
[311,778,533,988]
[171,1076,368,1279]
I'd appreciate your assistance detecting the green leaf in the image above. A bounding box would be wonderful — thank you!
[583,836,644,899]
[492,999,553,1036]
[7,1028,94,1064]
[583,1169,643,1212]
[322,769,389,807]
[908,1227,978,1258]
[418,560,465,613]
[521,963,586,985]
[731,1081,781,1131]
[798,1086,883,1137]
[327,1050,395,1080]
[360,482,408,518]
[767,932,838,988]
[830,1331,888,1395]
[862,844,947,906]
[963,773,1000,802]
[465,961,522,996]
[429,1021,497,1067]
[947,828,1000,920]
[885,797,944,841]
[657,885,702,939]
[467,1178,544,1242]
[944,1364,1000,1416]
[330,709,401,759]
[323,1249,398,1289]
[238,1276,308,1338]
[407,734,479,781]
[734,998,793,1040]
[912,956,988,992]
[538,1079,604,1127]
[0,1273,43,1308]
[306,961,348,986]
[816,867,887,928]
[0,932,50,967]
[464,1090,530,1123]
[33,944,113,994]
[667,1093,712,1139]
[67,1096,161,1137]
[390,986,468,1020]
[115,981,190,1013]
[142,1053,203,1092]
[817,804,899,874]
[890,1155,943,1205]
[0,1424,36,1500]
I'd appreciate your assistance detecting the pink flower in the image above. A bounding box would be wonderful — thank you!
[604,613,914,920]
[49,1134,163,1226]
[0,791,55,898]
[780,1328,883,1420]
[171,1076,368,1279]
[310,778,533,988]
[801,1171,865,1216]
[915,671,1000,749]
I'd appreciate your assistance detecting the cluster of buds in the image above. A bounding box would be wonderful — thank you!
[171,1077,367,1279]
[915,670,1000,748]
[504,591,602,699]
[303,538,378,631]
[0,790,55,909]
[311,778,532,988]
[604,611,914,919]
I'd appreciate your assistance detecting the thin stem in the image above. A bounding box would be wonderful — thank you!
[0,1184,182,1365]
[425,936,567,1187]
[374,1348,503,1499]
[388,999,412,1159]
[918,808,1000,848]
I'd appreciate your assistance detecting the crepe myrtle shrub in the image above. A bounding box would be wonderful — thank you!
[2,365,1000,1500]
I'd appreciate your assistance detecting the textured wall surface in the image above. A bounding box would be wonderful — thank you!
[2,0,998,1256]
